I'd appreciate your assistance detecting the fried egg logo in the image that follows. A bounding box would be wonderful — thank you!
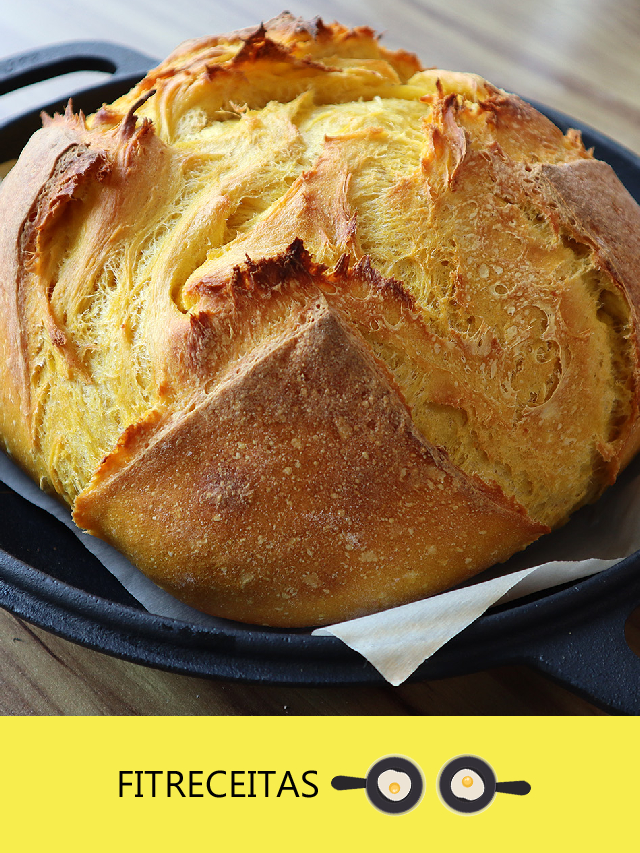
[451,768,484,799]
[437,755,531,815]
[332,754,530,816]
[331,755,425,815]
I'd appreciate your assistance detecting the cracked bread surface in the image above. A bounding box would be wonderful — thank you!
[1,12,640,625]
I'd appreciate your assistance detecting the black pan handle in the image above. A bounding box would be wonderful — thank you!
[0,41,155,98]
[495,781,531,796]
[331,775,367,791]
[522,592,640,715]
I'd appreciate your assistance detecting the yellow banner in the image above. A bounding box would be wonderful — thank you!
[0,716,634,851]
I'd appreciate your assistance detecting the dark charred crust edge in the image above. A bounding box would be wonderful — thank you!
[349,255,417,310]
[119,89,156,139]
[290,14,333,41]
[226,22,337,74]
[229,238,324,296]
[233,24,287,65]
[202,239,418,313]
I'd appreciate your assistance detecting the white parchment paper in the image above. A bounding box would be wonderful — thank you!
[2,448,639,683]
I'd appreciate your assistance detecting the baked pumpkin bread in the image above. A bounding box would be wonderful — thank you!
[2,13,640,626]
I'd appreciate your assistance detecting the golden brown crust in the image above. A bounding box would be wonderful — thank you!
[158,13,422,82]
[0,122,87,479]
[74,292,545,626]
[531,159,640,473]
[2,15,640,625]
[536,159,640,309]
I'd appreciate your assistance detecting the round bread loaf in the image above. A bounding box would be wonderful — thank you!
[2,13,640,626]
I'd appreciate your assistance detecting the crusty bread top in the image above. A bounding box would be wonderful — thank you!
[2,13,640,624]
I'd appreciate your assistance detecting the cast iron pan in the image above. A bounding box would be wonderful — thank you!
[1,41,640,714]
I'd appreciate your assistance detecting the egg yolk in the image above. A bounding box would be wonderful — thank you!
[462,776,474,788]
[389,782,401,795]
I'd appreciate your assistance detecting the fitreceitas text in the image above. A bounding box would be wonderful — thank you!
[119,770,318,798]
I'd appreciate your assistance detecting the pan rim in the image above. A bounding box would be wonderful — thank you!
[1,523,639,684]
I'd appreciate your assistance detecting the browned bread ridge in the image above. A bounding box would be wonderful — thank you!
[2,13,640,626]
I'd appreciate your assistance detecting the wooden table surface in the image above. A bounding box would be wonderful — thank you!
[1,0,639,716]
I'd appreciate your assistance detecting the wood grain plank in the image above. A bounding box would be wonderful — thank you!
[1,608,621,715]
